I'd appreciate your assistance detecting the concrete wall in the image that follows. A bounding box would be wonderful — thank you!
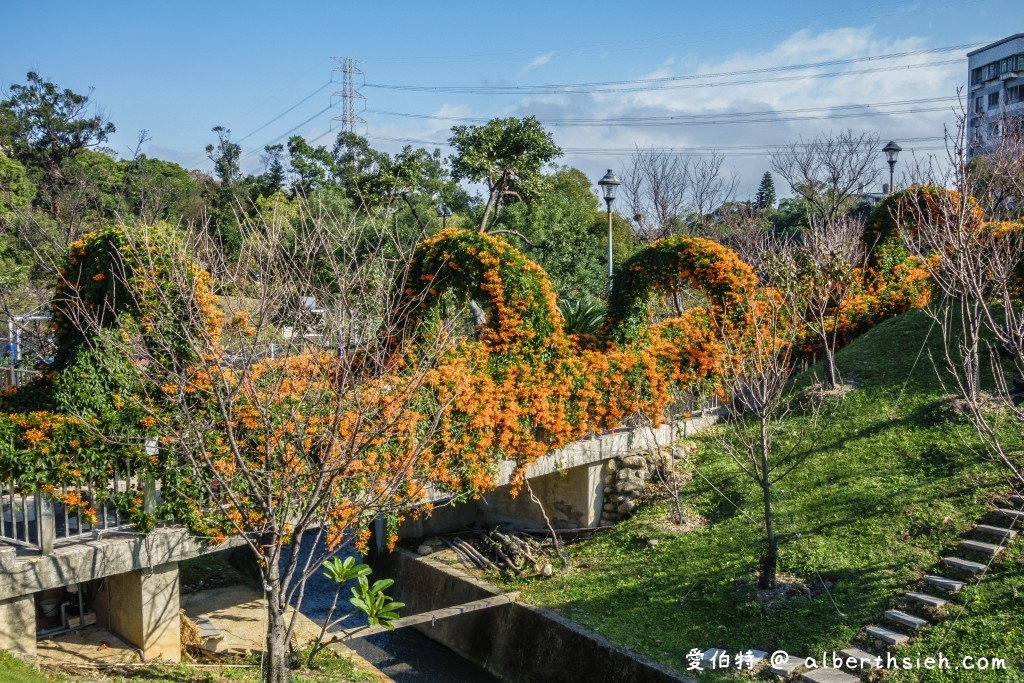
[400,411,722,538]
[377,549,693,683]
[0,593,36,658]
[94,563,181,663]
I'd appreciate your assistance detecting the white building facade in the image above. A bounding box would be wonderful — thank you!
[967,34,1024,159]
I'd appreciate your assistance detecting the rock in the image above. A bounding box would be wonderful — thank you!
[603,474,614,485]
[603,503,615,512]
[541,563,554,577]
[620,454,647,469]
[416,544,433,556]
[609,494,626,503]
[603,486,613,494]
[616,467,636,480]
[617,480,644,494]
[617,500,636,514]
[646,538,660,547]
[604,460,619,473]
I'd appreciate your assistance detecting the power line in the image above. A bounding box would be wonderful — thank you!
[239,105,334,162]
[366,133,949,158]
[367,96,960,128]
[235,81,332,144]
[363,46,973,95]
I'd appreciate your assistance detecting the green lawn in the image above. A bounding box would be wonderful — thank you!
[507,311,1024,681]
[0,652,55,683]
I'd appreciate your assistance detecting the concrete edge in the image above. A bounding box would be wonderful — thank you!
[385,548,696,683]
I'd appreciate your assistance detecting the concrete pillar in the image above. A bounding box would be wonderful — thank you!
[477,461,606,529]
[97,563,180,663]
[0,593,36,658]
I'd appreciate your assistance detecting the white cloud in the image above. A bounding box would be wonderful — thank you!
[371,27,967,197]
[519,51,556,76]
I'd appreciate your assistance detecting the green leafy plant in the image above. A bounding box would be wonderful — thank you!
[557,299,605,337]
[306,556,403,664]
[349,574,405,630]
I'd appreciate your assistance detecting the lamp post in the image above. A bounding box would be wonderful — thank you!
[882,140,902,194]
[597,169,621,294]
[435,203,452,229]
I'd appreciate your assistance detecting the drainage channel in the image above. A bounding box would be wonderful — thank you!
[290,538,501,683]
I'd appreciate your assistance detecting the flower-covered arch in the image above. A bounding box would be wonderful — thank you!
[603,235,758,341]
[397,228,562,355]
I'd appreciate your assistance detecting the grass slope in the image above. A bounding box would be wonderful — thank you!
[510,311,1024,681]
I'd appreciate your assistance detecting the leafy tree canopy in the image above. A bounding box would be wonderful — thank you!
[0,71,115,185]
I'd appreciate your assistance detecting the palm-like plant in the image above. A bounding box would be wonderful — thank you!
[558,299,606,336]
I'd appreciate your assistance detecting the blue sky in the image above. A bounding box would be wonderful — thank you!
[2,0,1022,196]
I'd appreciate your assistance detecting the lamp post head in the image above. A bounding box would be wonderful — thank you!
[882,140,902,167]
[435,203,451,218]
[597,169,621,207]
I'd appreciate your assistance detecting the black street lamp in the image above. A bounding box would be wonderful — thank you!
[597,169,621,294]
[882,141,902,194]
[435,203,452,229]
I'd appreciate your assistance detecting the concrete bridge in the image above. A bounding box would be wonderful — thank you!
[398,407,722,538]
[0,407,721,663]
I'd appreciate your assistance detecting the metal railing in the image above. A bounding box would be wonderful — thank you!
[0,467,156,555]
[1,367,41,393]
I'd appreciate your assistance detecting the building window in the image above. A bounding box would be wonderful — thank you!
[1008,85,1022,104]
[975,95,984,112]
[982,62,1000,81]
[971,67,983,85]
[989,91,1001,107]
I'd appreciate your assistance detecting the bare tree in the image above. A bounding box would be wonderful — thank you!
[53,200,464,683]
[713,289,821,589]
[620,146,690,240]
[789,214,867,389]
[902,111,1024,490]
[970,112,1024,220]
[621,147,738,240]
[688,152,738,233]
[770,130,882,221]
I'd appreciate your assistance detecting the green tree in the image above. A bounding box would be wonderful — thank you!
[331,132,388,203]
[119,155,207,225]
[287,135,335,195]
[0,154,35,221]
[246,143,286,200]
[205,126,242,187]
[448,116,562,232]
[755,171,776,211]
[204,126,244,255]
[0,71,116,189]
[496,167,636,301]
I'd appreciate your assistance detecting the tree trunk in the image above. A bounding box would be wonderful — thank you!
[758,424,777,590]
[468,300,487,331]
[263,560,292,683]
[822,346,840,390]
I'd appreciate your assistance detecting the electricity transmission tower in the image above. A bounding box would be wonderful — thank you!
[331,57,365,135]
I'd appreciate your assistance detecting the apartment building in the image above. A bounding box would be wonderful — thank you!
[967,33,1024,159]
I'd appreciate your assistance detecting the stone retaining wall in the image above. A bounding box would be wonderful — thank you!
[600,442,696,525]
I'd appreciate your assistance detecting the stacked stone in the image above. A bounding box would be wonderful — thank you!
[599,444,690,525]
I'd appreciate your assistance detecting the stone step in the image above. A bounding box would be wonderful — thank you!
[904,591,948,608]
[974,524,1018,541]
[1009,494,1023,506]
[959,539,1005,557]
[942,556,987,574]
[801,668,861,683]
[697,648,727,670]
[839,647,881,670]
[996,508,1024,522]
[865,625,911,646]
[884,609,929,629]
[770,654,805,676]
[924,575,967,592]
